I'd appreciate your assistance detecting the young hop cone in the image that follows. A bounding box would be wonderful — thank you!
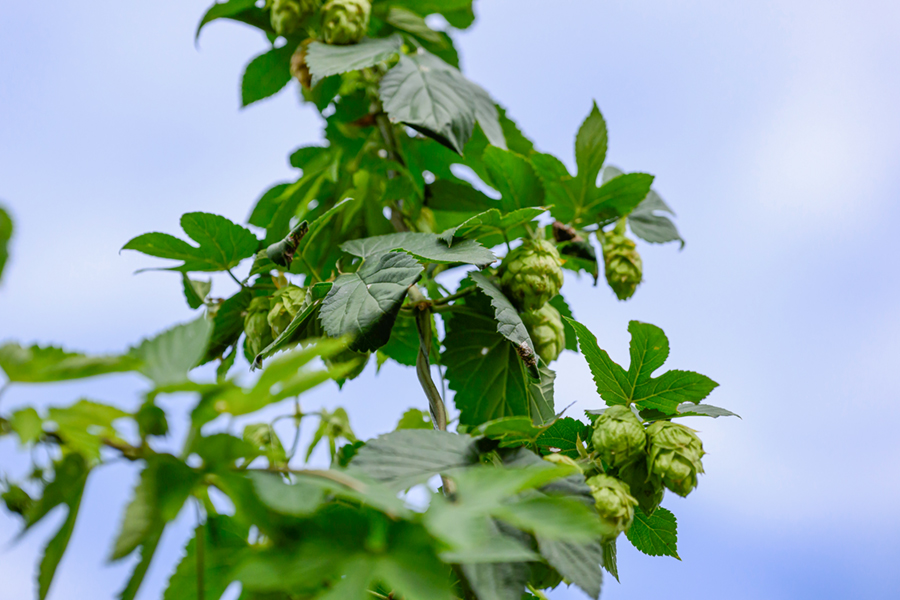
[520,303,566,364]
[321,0,370,45]
[591,405,647,468]
[268,285,307,337]
[616,457,665,515]
[270,0,318,37]
[646,421,705,497]
[585,474,638,540]
[601,218,642,300]
[498,239,565,311]
[244,296,275,358]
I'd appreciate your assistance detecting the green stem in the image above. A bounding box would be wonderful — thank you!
[431,286,475,306]
[226,269,247,289]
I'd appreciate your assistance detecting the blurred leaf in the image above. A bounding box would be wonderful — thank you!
[47,399,128,461]
[0,343,138,383]
[482,147,544,212]
[385,7,444,44]
[536,537,603,599]
[181,274,211,309]
[342,231,496,266]
[244,423,287,466]
[628,189,683,246]
[305,407,356,462]
[394,408,432,430]
[625,506,679,559]
[163,516,249,600]
[305,36,402,79]
[0,204,12,283]
[535,417,591,459]
[205,288,252,362]
[242,43,296,107]
[132,316,213,386]
[547,295,578,352]
[439,207,545,247]
[196,0,259,41]
[9,407,43,446]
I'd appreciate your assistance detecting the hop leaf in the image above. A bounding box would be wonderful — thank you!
[244,296,275,359]
[270,0,318,36]
[267,285,307,337]
[616,458,664,515]
[321,0,370,45]
[591,405,646,468]
[520,303,566,364]
[601,219,642,300]
[498,239,564,311]
[585,474,638,540]
[646,421,705,497]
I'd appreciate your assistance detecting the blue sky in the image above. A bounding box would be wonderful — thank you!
[1,1,899,598]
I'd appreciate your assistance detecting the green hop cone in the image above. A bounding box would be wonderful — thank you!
[267,285,307,337]
[616,457,665,515]
[270,0,318,37]
[646,421,705,497]
[244,296,275,359]
[601,218,642,300]
[520,303,566,363]
[321,0,370,45]
[591,405,647,468]
[585,474,638,540]
[498,239,564,311]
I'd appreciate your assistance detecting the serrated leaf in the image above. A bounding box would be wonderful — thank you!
[472,416,551,447]
[241,43,295,107]
[625,506,680,559]
[349,429,479,490]
[626,321,669,386]
[0,343,138,383]
[122,212,259,272]
[444,294,555,427]
[438,207,545,247]
[426,179,498,212]
[483,147,544,212]
[37,474,86,600]
[319,252,423,352]
[204,288,251,362]
[632,369,719,412]
[575,102,608,196]
[628,189,684,246]
[305,35,402,80]
[163,516,248,600]
[461,553,530,600]
[342,231,496,266]
[564,319,631,406]
[535,417,592,458]
[468,272,534,353]
[0,204,12,283]
[601,539,618,581]
[547,295,578,352]
[590,172,655,223]
[117,524,163,600]
[536,537,603,599]
[131,316,213,386]
[196,0,260,41]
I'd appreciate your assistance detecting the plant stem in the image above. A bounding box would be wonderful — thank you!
[431,286,475,306]
[226,269,246,289]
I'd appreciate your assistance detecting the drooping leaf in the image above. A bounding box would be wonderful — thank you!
[536,537,603,599]
[468,272,536,369]
[204,288,252,362]
[122,212,259,272]
[305,35,402,80]
[341,231,496,266]
[241,43,296,107]
[472,416,553,447]
[319,252,423,352]
[0,344,138,383]
[628,189,684,246]
[461,553,530,600]
[672,402,740,419]
[131,316,213,386]
[625,506,680,559]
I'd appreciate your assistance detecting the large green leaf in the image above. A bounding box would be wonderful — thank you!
[628,189,684,246]
[122,212,259,272]
[482,146,544,212]
[625,506,680,559]
[0,204,12,283]
[131,316,213,386]
[241,43,296,107]
[0,344,138,383]
[589,172,655,223]
[319,252,424,352]
[468,272,535,367]
[574,102,608,197]
[305,36,402,79]
[536,537,603,599]
[566,319,720,415]
[342,231,496,266]
[443,294,555,427]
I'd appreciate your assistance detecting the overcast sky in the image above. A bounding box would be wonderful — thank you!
[1,1,899,599]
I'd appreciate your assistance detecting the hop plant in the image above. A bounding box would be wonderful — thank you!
[601,218,642,300]
[586,474,638,540]
[591,405,647,468]
[616,457,665,515]
[244,296,275,359]
[324,348,370,381]
[270,0,318,37]
[498,239,564,311]
[646,421,705,497]
[321,0,370,45]
[268,285,307,337]
[520,303,566,364]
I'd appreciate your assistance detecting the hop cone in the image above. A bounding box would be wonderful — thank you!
[616,457,665,515]
[498,239,564,311]
[591,405,646,468]
[586,474,638,540]
[270,0,317,36]
[290,41,312,89]
[520,303,566,364]
[601,219,642,300]
[244,296,275,359]
[321,0,370,45]
[267,285,307,338]
[646,421,705,497]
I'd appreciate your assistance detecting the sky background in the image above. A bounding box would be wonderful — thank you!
[1,0,899,598]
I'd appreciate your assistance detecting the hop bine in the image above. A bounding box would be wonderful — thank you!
[321,0,370,45]
[498,238,564,311]
[520,302,566,364]
[601,218,643,300]
[646,421,705,497]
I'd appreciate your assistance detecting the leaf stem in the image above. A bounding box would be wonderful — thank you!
[226,269,247,289]
[431,286,475,306]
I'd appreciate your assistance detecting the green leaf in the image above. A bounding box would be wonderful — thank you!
[438,207,546,247]
[9,407,42,445]
[132,316,213,386]
[305,35,402,80]
[536,537,603,599]
[385,7,445,44]
[0,343,138,383]
[250,474,326,517]
[426,179,498,212]
[472,416,552,447]
[254,286,330,366]
[575,102,608,197]
[196,0,259,41]
[626,321,669,386]
[122,212,259,272]
[461,552,530,600]
[163,516,249,600]
[564,319,631,407]
[632,369,720,413]
[380,51,495,154]
[349,429,479,490]
[181,274,211,309]
[547,295,578,352]
[37,476,86,600]
[625,506,680,559]
[117,524,163,600]
[205,288,251,362]
[341,231,496,266]
[444,294,555,427]
[673,402,740,419]
[47,400,128,461]
[241,43,296,107]
[0,204,12,283]
[628,189,684,247]
[244,423,287,466]
[395,408,432,430]
[601,539,618,581]
[590,172,655,222]
[468,272,536,373]
[319,252,423,352]
[378,313,435,367]
[483,147,544,212]
[535,417,591,459]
